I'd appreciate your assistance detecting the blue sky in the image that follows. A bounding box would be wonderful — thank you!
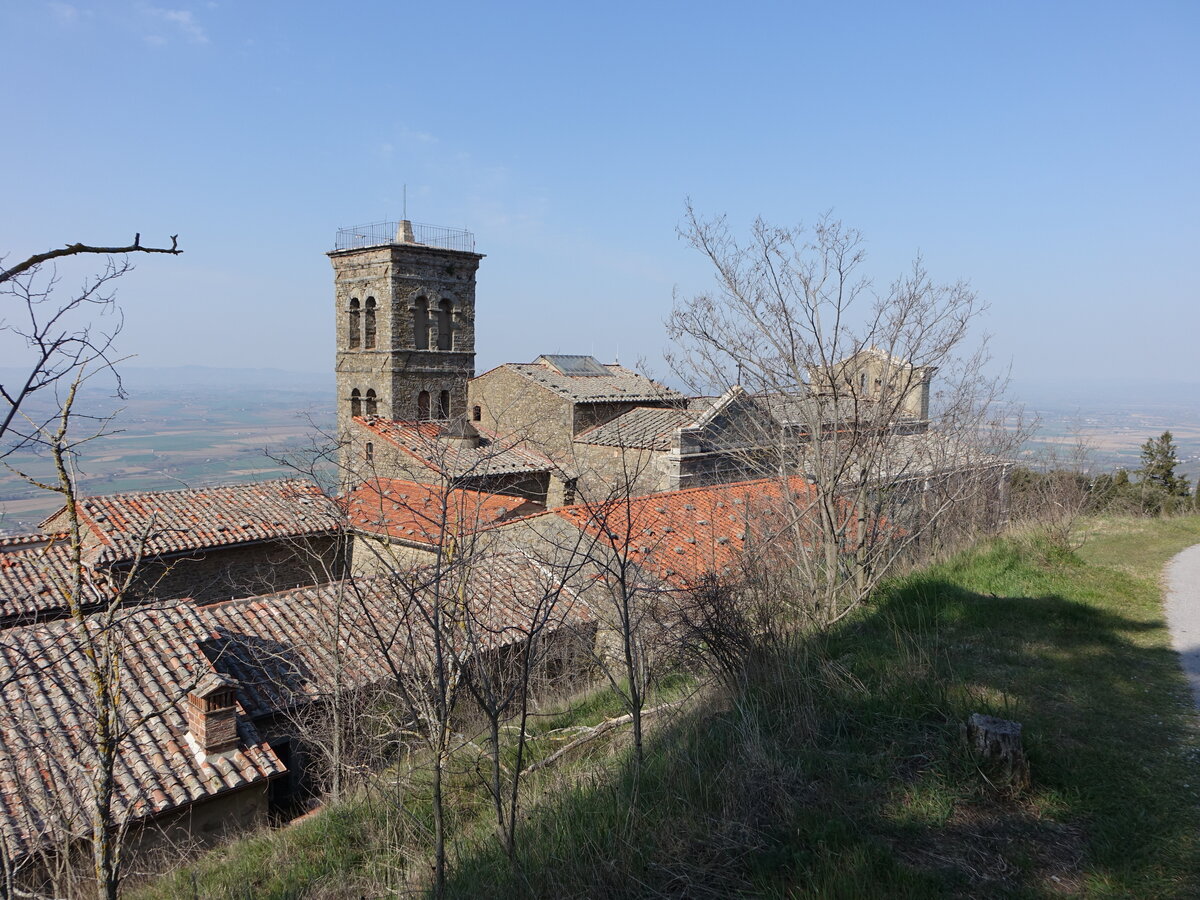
[2,1,1197,391]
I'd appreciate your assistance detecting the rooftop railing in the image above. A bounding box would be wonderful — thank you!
[334,220,476,252]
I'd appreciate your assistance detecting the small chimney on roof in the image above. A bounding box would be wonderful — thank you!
[186,673,240,756]
[395,219,416,244]
[439,418,481,449]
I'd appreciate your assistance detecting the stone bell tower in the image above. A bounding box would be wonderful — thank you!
[329,220,483,441]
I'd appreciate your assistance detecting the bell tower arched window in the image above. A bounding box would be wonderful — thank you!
[417,391,430,420]
[348,298,360,349]
[365,389,378,416]
[414,298,430,350]
[350,388,362,418]
[437,390,450,419]
[364,297,376,349]
[436,299,453,350]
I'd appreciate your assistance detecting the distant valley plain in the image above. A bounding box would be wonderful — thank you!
[1,369,1197,534]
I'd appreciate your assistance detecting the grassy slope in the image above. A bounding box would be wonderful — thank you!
[135,517,1200,898]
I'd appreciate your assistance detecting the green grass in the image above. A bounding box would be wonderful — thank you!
[134,516,1200,898]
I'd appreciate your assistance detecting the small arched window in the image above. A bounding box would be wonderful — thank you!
[859,372,867,393]
[417,390,430,420]
[414,298,430,350]
[365,388,378,416]
[364,297,376,349]
[348,298,361,349]
[472,405,481,422]
[365,441,374,463]
[350,388,362,418]
[436,299,453,350]
[438,390,450,419]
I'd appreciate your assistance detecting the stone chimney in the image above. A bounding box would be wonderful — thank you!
[186,673,240,755]
[394,219,416,244]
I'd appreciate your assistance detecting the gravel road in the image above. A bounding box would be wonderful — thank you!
[1165,543,1200,709]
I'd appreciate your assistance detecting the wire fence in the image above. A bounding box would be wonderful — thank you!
[334,221,475,252]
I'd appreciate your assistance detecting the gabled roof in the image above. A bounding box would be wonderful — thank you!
[0,603,284,860]
[574,406,699,451]
[41,480,340,567]
[485,358,683,404]
[356,418,556,478]
[553,476,821,589]
[346,478,543,546]
[200,555,592,719]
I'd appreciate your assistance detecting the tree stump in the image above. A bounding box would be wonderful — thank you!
[966,713,1030,792]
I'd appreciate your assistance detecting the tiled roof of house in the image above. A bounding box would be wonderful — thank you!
[0,603,284,860]
[498,358,683,404]
[356,418,556,478]
[200,556,592,719]
[553,477,823,589]
[0,540,82,626]
[41,480,340,567]
[0,532,68,552]
[574,406,698,451]
[346,478,543,546]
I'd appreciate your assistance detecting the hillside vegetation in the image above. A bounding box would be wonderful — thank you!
[135,516,1200,898]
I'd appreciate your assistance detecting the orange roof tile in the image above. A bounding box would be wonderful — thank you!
[553,477,837,589]
[346,478,543,546]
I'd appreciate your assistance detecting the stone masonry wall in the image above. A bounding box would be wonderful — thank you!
[123,534,345,605]
[469,367,574,463]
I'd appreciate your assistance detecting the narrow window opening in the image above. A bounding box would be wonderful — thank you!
[365,441,374,462]
[364,298,376,349]
[472,405,482,422]
[365,388,378,416]
[436,299,453,351]
[417,390,430,420]
[348,298,361,349]
[859,372,867,393]
[414,298,430,350]
[438,390,450,419]
[350,388,362,418]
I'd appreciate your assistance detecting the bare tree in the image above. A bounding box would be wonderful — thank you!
[1,236,181,456]
[667,206,1019,626]
[0,235,182,898]
[0,371,185,900]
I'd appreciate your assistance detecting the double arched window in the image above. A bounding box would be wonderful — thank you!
[348,298,361,349]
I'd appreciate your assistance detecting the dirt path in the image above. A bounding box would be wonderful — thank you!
[1165,543,1200,709]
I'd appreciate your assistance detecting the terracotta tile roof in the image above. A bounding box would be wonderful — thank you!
[346,478,542,547]
[554,477,825,589]
[0,532,68,552]
[356,418,556,478]
[0,603,284,860]
[0,540,82,626]
[41,480,340,566]
[574,406,698,450]
[499,359,683,404]
[200,555,592,719]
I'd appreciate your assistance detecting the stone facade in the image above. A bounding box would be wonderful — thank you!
[469,366,574,462]
[329,227,484,450]
[123,535,345,606]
